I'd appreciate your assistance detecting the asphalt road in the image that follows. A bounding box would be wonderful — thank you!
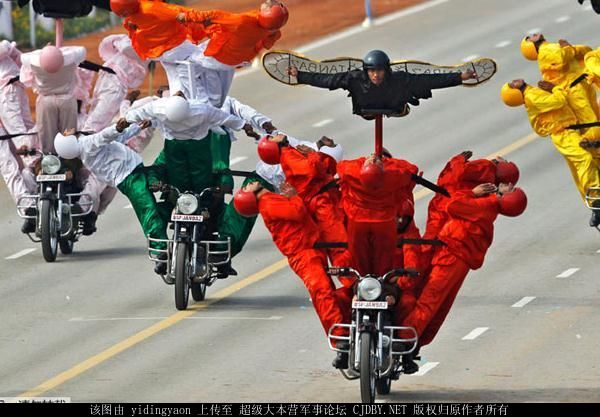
[1,0,599,403]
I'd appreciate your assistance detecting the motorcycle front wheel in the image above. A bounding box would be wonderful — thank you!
[40,199,58,262]
[174,242,190,310]
[360,332,377,403]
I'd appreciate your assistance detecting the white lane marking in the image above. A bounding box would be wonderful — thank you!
[555,15,571,23]
[462,54,479,62]
[527,27,542,35]
[495,40,511,48]
[576,334,582,339]
[556,268,580,278]
[462,327,489,340]
[5,248,36,260]
[512,296,536,308]
[312,118,334,128]
[69,315,282,322]
[408,362,440,376]
[230,156,248,166]
[123,203,133,209]
[596,249,600,253]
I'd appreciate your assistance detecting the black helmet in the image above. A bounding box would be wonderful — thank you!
[363,50,391,70]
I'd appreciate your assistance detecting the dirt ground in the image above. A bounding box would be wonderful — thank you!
[31,0,423,108]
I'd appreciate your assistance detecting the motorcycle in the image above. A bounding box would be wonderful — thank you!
[585,187,600,231]
[16,150,94,262]
[147,184,232,311]
[327,267,419,404]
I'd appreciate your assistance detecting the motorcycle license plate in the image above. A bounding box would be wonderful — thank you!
[352,300,388,310]
[171,213,203,222]
[37,174,67,182]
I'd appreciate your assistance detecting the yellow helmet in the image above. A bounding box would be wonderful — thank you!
[500,83,524,107]
[520,37,538,61]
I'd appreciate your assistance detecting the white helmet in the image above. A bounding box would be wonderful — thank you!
[54,133,81,159]
[318,143,343,162]
[164,96,190,123]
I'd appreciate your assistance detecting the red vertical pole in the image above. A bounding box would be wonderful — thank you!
[55,19,64,47]
[375,114,383,157]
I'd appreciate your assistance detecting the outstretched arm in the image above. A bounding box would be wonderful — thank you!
[288,65,352,90]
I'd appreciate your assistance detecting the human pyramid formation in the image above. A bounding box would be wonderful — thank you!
[0,1,534,373]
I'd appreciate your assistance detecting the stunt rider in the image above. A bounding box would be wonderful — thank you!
[233,181,349,367]
[337,153,418,276]
[502,79,600,226]
[258,133,352,269]
[53,118,170,275]
[401,183,527,372]
[287,50,477,117]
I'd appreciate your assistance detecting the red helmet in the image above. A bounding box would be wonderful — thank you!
[498,187,527,217]
[233,189,259,217]
[258,2,289,30]
[110,0,140,17]
[360,162,384,190]
[257,136,281,165]
[459,159,497,185]
[495,160,520,185]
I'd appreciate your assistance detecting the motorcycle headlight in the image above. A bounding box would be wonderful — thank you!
[41,155,61,175]
[177,193,198,215]
[357,277,382,301]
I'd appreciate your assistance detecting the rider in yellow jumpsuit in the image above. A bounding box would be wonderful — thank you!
[502,79,600,226]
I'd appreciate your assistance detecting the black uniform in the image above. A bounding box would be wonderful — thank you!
[297,69,463,116]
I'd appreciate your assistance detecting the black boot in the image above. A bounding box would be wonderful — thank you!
[82,211,97,236]
[21,208,37,234]
[154,254,168,276]
[590,202,600,227]
[332,341,349,369]
[401,352,419,375]
[216,263,238,279]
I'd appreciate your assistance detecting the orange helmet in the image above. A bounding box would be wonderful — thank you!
[233,189,259,217]
[500,83,525,107]
[520,36,538,61]
[110,0,140,18]
[498,188,528,217]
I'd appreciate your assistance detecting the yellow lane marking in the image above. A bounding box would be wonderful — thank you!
[18,259,289,398]
[19,132,540,397]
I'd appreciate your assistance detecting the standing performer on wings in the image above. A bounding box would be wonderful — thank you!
[287,50,477,117]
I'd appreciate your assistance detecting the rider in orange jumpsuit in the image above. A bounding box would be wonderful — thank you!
[177,1,286,67]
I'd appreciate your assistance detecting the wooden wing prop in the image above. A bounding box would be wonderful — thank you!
[262,50,497,87]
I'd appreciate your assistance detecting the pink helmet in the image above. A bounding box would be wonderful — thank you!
[40,45,64,73]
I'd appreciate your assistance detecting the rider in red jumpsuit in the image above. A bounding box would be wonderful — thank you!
[337,155,417,276]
